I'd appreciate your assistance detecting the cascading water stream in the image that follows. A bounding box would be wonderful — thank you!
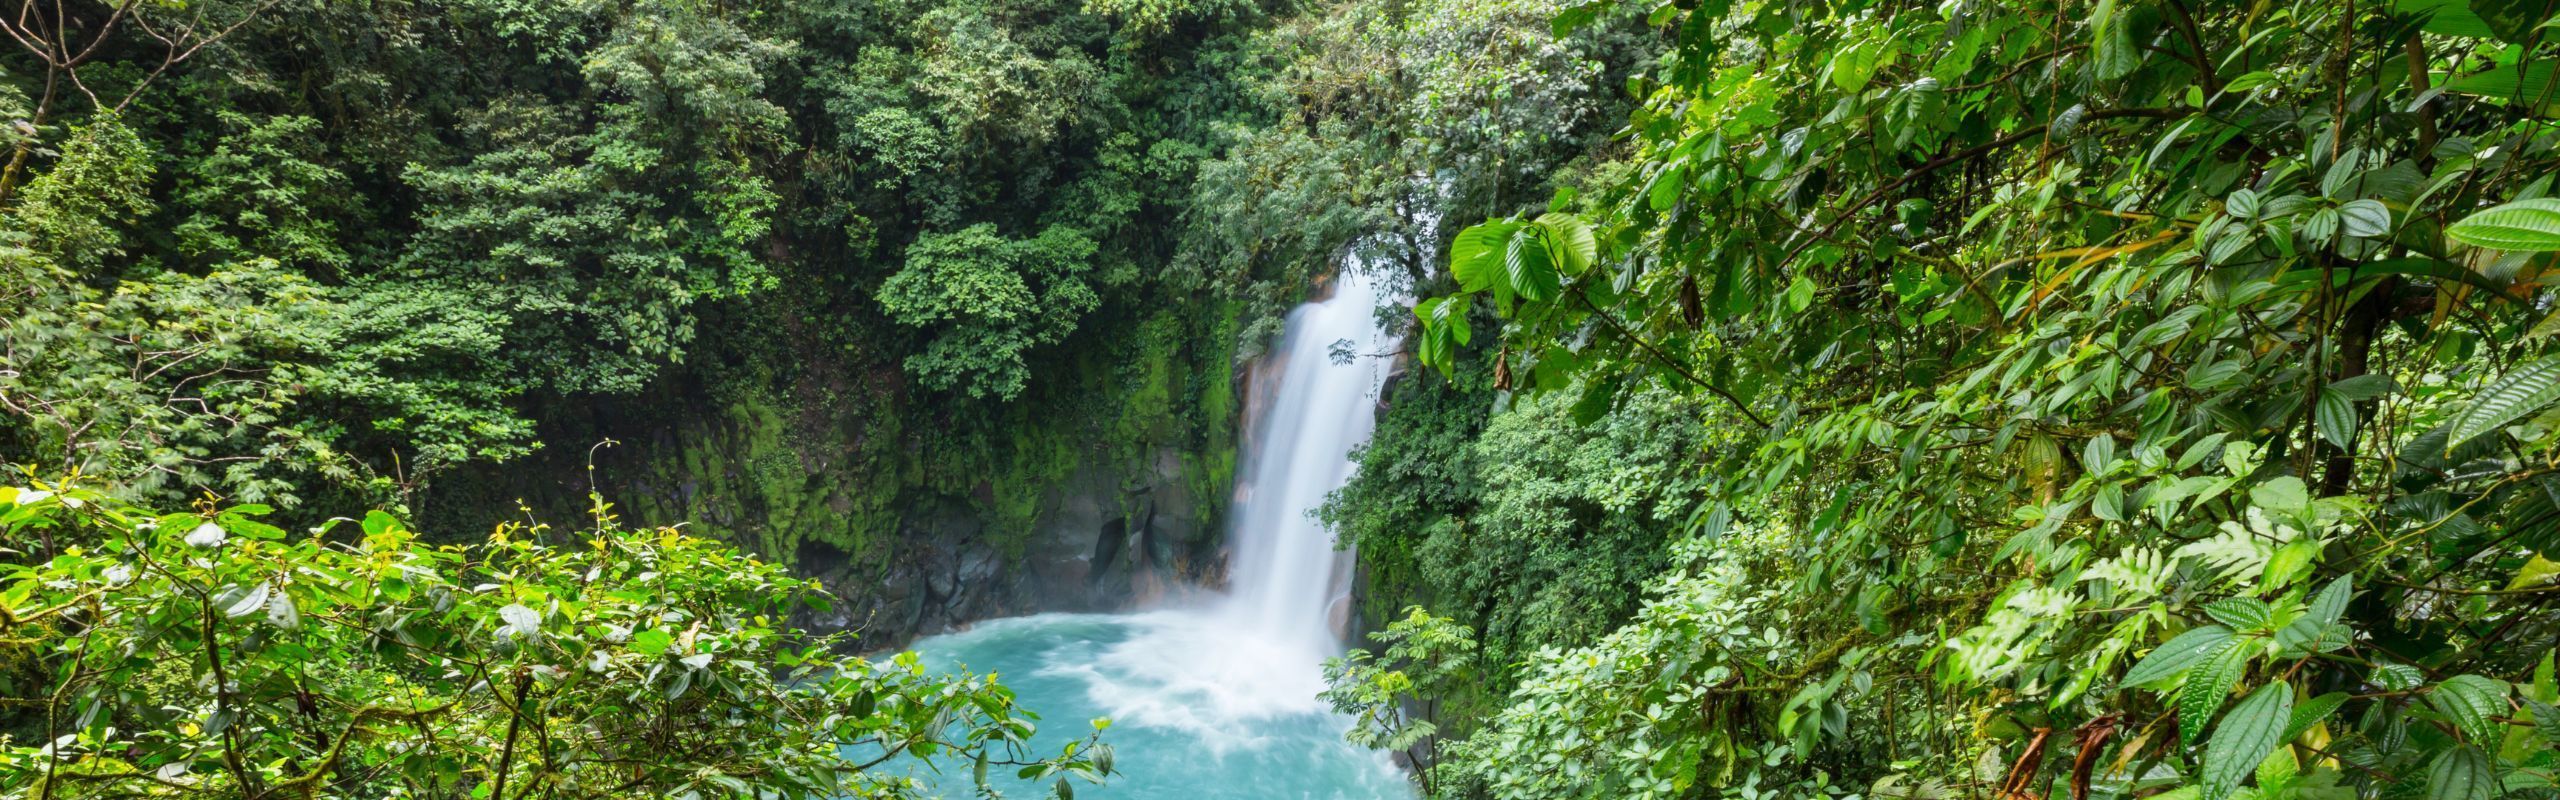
[899,267,1413,799]
[1224,266,1391,659]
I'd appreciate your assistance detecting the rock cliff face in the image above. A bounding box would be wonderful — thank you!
[786,456,1231,644]
[425,320,1241,649]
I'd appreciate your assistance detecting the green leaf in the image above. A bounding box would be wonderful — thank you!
[2282,692,2350,742]
[2326,374,2399,401]
[633,628,673,656]
[2201,683,2294,800]
[2426,746,2495,800]
[1830,36,1895,92]
[2448,198,2560,250]
[2124,625,2237,689]
[2091,10,2143,80]
[1537,213,1599,276]
[1646,162,1688,212]
[2374,662,2427,691]
[2205,598,2276,631]
[2182,641,2253,745]
[1503,228,1562,302]
[221,583,272,619]
[2427,674,2510,745]
[1450,221,1519,293]
[2227,189,2263,219]
[2084,434,2118,477]
[2519,693,2560,749]
[2448,357,2560,450]
[2251,476,2310,516]
[2473,0,2560,41]
[2395,0,2501,37]
[2338,200,2392,238]
[2316,390,2359,449]
[2307,575,2353,626]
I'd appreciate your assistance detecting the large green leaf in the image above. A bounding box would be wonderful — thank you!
[1450,221,1521,293]
[2315,389,2358,449]
[2472,0,2560,41]
[2182,640,2254,745]
[1503,226,1562,303]
[1536,213,1599,276]
[2426,746,2496,800]
[2448,357,2560,450]
[1829,35,1895,92]
[2205,598,2275,631]
[2307,575,2354,625]
[2447,62,2560,116]
[2124,625,2237,689]
[2448,198,2560,251]
[2395,0,2501,37]
[2338,200,2392,238]
[2201,683,2294,800]
[2427,675,2511,745]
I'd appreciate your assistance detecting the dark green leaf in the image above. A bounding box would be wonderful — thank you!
[2205,598,2275,631]
[2182,641,2253,745]
[2316,390,2359,449]
[2426,746,2495,800]
[2124,625,2237,689]
[2426,674,2509,745]
[2201,683,2293,800]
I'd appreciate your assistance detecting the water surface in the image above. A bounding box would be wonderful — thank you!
[908,612,1412,798]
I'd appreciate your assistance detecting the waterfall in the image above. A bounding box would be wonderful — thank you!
[900,264,1413,799]
[1223,268,1395,658]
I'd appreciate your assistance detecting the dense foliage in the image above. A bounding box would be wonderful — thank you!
[0,479,1109,798]
[1326,0,2560,797]
[0,0,1293,522]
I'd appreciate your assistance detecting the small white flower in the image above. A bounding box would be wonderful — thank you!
[184,522,228,549]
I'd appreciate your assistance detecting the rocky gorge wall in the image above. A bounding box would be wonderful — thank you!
[424,306,1245,649]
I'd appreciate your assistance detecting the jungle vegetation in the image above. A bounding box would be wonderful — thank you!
[1323,0,2560,799]
[0,0,1645,794]
[9,0,2560,797]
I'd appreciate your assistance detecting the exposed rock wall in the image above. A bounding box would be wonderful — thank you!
[425,307,1243,649]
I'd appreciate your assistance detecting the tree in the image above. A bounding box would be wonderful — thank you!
[1322,606,1477,797]
[878,224,1101,400]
